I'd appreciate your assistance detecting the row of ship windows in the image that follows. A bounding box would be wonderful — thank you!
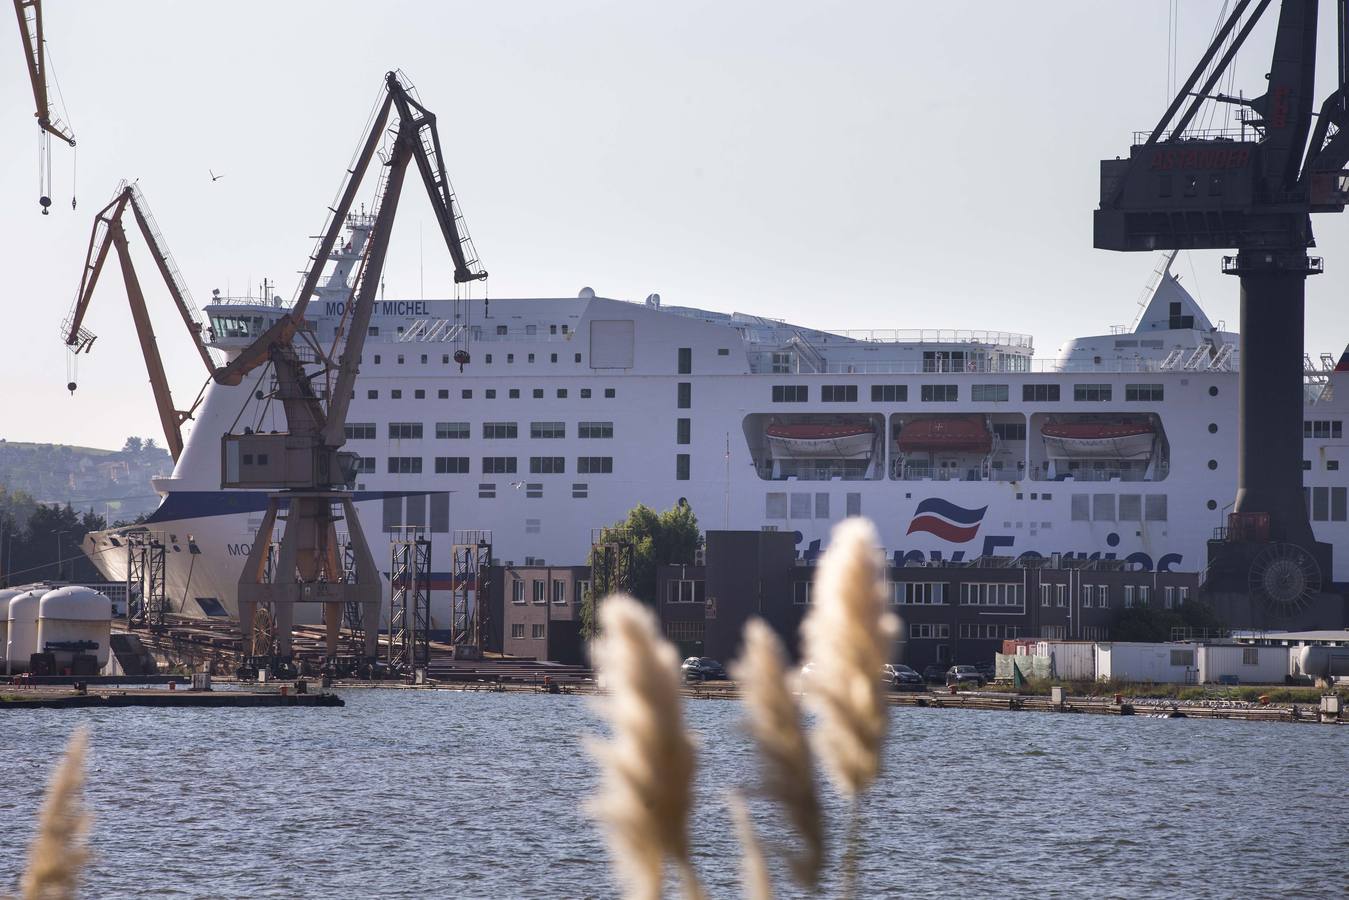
[369,348,582,366]
[1070,494,1169,522]
[356,387,618,401]
[367,454,694,481]
[351,421,616,440]
[775,383,1170,403]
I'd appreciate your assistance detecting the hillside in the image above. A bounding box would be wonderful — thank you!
[0,436,172,521]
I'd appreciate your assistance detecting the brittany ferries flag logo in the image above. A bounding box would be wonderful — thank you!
[905,498,988,543]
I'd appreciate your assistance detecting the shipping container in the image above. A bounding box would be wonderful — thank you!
[1002,638,1039,657]
[1094,642,1198,684]
[1035,640,1096,680]
[1196,644,1289,685]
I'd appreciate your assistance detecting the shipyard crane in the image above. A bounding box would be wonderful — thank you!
[217,71,488,671]
[12,0,75,213]
[1093,0,1348,619]
[63,182,217,462]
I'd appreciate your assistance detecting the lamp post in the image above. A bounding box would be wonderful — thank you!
[55,530,67,581]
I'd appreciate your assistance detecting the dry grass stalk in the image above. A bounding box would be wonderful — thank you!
[731,619,824,888]
[588,594,704,900]
[21,727,90,900]
[727,792,772,900]
[799,517,897,798]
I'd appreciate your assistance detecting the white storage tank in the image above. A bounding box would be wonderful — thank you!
[37,586,113,672]
[6,588,46,674]
[1035,640,1097,680]
[1095,642,1198,684]
[0,587,25,671]
[1197,644,1290,685]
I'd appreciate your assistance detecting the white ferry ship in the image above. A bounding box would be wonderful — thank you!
[81,230,1349,621]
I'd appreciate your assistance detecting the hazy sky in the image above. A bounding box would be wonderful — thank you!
[4,1,1349,450]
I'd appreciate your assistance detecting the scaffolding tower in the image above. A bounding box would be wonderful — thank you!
[450,530,492,657]
[387,531,431,674]
[125,530,167,631]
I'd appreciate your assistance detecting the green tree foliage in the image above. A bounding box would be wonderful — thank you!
[580,501,701,641]
[0,492,106,586]
[1111,598,1227,642]
[122,436,143,453]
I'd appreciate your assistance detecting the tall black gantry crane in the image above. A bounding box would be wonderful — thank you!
[1095,0,1349,617]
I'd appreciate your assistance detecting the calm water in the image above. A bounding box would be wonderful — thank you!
[2,690,1347,898]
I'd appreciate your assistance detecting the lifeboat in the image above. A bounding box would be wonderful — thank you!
[765,422,876,459]
[1041,422,1155,460]
[895,417,992,454]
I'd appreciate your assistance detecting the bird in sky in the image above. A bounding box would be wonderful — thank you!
[209,169,224,182]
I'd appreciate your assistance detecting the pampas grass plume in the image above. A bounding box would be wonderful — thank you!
[588,594,704,900]
[731,618,824,888]
[800,517,897,797]
[22,727,90,900]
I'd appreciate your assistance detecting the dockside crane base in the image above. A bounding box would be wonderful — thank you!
[63,182,217,463]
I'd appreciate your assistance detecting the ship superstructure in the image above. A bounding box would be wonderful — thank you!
[80,228,1349,623]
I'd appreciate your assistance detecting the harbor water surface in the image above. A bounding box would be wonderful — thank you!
[2,691,1346,898]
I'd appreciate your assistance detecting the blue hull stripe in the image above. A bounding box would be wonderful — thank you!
[143,490,440,525]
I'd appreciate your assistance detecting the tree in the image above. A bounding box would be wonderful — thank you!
[122,437,143,454]
[142,437,159,453]
[580,501,701,641]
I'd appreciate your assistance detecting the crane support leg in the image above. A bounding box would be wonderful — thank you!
[110,221,184,461]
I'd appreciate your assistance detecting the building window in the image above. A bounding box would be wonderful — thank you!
[533,580,546,604]
[530,421,565,439]
[1242,647,1259,666]
[668,579,703,604]
[793,582,813,605]
[677,382,692,408]
[344,423,376,440]
[1023,384,1060,402]
[958,583,1024,609]
[920,384,957,402]
[772,385,808,403]
[577,456,613,474]
[821,384,858,402]
[678,347,692,374]
[971,384,1009,402]
[1164,586,1176,609]
[676,418,691,444]
[482,457,517,474]
[1080,585,1093,608]
[575,580,591,606]
[530,456,565,474]
[1074,384,1112,402]
[891,582,946,605]
[676,454,690,481]
[434,456,469,474]
[1097,585,1109,606]
[435,422,470,440]
[871,384,907,402]
[1125,384,1164,402]
[511,581,525,604]
[552,581,567,605]
[909,623,951,639]
[578,421,614,439]
[1124,585,1136,608]
[483,422,518,439]
[532,624,546,639]
[388,422,422,440]
[387,457,422,474]
[511,624,525,638]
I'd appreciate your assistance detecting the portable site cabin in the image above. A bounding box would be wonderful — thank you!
[1094,642,1198,684]
[1196,644,1289,685]
[1035,641,1096,680]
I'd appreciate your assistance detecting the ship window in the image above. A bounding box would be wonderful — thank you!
[1073,384,1111,402]
[507,354,515,364]
[579,421,614,439]
[572,483,589,499]
[822,385,858,402]
[442,355,450,365]
[766,492,787,519]
[1144,494,1168,521]
[530,456,565,474]
[1022,384,1060,402]
[557,389,567,398]
[718,348,730,356]
[531,421,565,439]
[581,388,592,399]
[677,383,692,408]
[678,347,692,374]
[397,355,405,365]
[790,492,812,518]
[920,384,957,402]
[414,389,426,400]
[676,418,690,444]
[435,457,470,474]
[1329,460,1340,471]
[1071,494,1090,521]
[533,388,544,399]
[1092,494,1115,521]
[1119,494,1142,521]
[772,385,808,403]
[550,354,558,363]
[1303,460,1312,470]
[479,483,496,499]
[388,422,423,440]
[387,457,423,474]
[1304,420,1343,439]
[485,354,492,364]
[344,423,376,440]
[992,422,1026,441]
[509,389,520,399]
[815,493,829,518]
[871,384,907,402]
[605,388,616,398]
[391,389,403,399]
[528,354,536,364]
[373,355,382,365]
[496,325,508,335]
[971,384,1008,402]
[485,389,496,399]
[1125,384,1164,402]
[575,353,582,363]
[1332,487,1347,521]
[676,454,690,481]
[462,389,473,399]
[482,457,517,474]
[1313,486,1330,521]
[846,492,862,517]
[369,326,379,337]
[438,389,449,399]
[577,456,613,474]
[420,354,428,364]
[436,422,470,440]
[483,422,518,439]
[354,457,375,474]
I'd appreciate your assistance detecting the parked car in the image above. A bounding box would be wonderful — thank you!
[681,657,728,682]
[883,663,925,690]
[945,665,986,687]
[974,662,996,681]
[922,664,948,683]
